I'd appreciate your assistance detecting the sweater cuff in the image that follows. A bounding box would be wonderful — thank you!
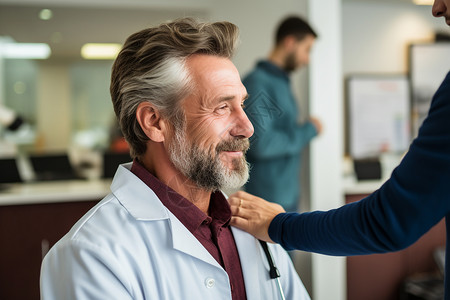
[268,212,295,250]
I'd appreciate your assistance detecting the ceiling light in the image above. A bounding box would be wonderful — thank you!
[39,9,53,20]
[0,42,51,59]
[81,43,122,60]
[413,0,433,5]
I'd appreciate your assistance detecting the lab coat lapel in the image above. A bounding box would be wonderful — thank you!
[169,212,222,269]
[232,227,262,300]
[112,164,223,270]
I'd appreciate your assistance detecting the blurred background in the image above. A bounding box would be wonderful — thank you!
[0,0,448,299]
[0,0,447,159]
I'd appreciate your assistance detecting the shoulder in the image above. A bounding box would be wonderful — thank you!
[51,194,130,251]
[243,68,275,87]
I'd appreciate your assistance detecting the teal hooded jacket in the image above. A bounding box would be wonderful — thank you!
[243,61,317,212]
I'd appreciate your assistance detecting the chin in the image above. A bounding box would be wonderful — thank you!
[221,167,249,191]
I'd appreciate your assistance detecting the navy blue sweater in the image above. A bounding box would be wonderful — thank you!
[269,72,450,298]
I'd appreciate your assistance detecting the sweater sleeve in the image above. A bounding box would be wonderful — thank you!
[269,72,450,255]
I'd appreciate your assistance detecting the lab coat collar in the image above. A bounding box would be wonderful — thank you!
[111,163,169,221]
[110,163,223,270]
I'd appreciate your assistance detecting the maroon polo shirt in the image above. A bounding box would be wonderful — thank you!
[131,160,247,300]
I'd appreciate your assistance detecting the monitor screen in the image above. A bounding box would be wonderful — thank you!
[0,158,22,183]
[29,153,78,181]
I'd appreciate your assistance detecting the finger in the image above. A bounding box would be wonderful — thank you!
[230,190,253,201]
[228,197,245,212]
[229,202,240,215]
[230,216,248,229]
[228,195,240,207]
[238,191,261,202]
[229,202,251,219]
[231,216,272,243]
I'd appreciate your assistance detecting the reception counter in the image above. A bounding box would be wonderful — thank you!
[0,179,111,206]
[0,179,111,300]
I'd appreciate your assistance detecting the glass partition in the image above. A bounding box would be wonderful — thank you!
[0,4,207,154]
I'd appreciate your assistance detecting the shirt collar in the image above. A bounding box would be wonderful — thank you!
[130,159,231,234]
[257,60,290,81]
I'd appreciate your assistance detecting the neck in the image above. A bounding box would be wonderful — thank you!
[268,47,286,70]
[139,142,212,214]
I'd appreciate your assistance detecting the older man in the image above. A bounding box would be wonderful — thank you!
[40,18,309,300]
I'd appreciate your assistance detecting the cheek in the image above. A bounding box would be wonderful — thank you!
[186,117,224,153]
[296,51,305,63]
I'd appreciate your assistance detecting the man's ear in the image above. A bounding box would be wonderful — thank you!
[136,102,167,143]
[282,35,298,50]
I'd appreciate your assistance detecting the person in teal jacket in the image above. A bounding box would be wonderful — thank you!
[229,0,450,297]
[243,16,322,212]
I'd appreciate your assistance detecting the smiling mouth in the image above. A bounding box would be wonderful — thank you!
[215,138,250,155]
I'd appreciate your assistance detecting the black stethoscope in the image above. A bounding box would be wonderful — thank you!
[259,240,286,300]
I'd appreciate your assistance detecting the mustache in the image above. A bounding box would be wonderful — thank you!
[215,138,250,153]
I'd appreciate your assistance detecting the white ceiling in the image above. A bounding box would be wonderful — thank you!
[0,0,419,10]
[0,3,208,59]
[0,0,424,59]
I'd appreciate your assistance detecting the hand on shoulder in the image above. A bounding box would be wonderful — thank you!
[228,191,285,242]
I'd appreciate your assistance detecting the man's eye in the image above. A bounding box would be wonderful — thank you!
[216,105,228,112]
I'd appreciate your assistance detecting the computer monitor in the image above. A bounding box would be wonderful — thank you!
[0,158,22,183]
[29,153,78,181]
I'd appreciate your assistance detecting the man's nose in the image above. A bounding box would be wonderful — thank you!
[432,0,446,17]
[229,109,254,139]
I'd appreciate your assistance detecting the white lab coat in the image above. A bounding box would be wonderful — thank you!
[40,163,310,300]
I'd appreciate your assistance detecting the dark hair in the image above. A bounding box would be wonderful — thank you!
[110,18,239,158]
[275,16,317,45]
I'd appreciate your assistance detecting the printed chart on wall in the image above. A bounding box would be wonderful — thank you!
[347,75,411,159]
[409,42,450,138]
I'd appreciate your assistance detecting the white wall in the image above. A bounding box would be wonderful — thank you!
[343,2,448,75]
[210,0,308,77]
[37,61,72,151]
[309,0,345,299]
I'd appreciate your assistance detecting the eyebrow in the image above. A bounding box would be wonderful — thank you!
[218,94,249,102]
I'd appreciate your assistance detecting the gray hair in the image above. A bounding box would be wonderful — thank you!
[110,17,240,158]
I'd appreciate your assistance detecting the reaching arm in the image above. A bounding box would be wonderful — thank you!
[232,72,450,255]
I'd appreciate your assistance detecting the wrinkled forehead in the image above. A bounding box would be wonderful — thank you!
[185,54,246,107]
